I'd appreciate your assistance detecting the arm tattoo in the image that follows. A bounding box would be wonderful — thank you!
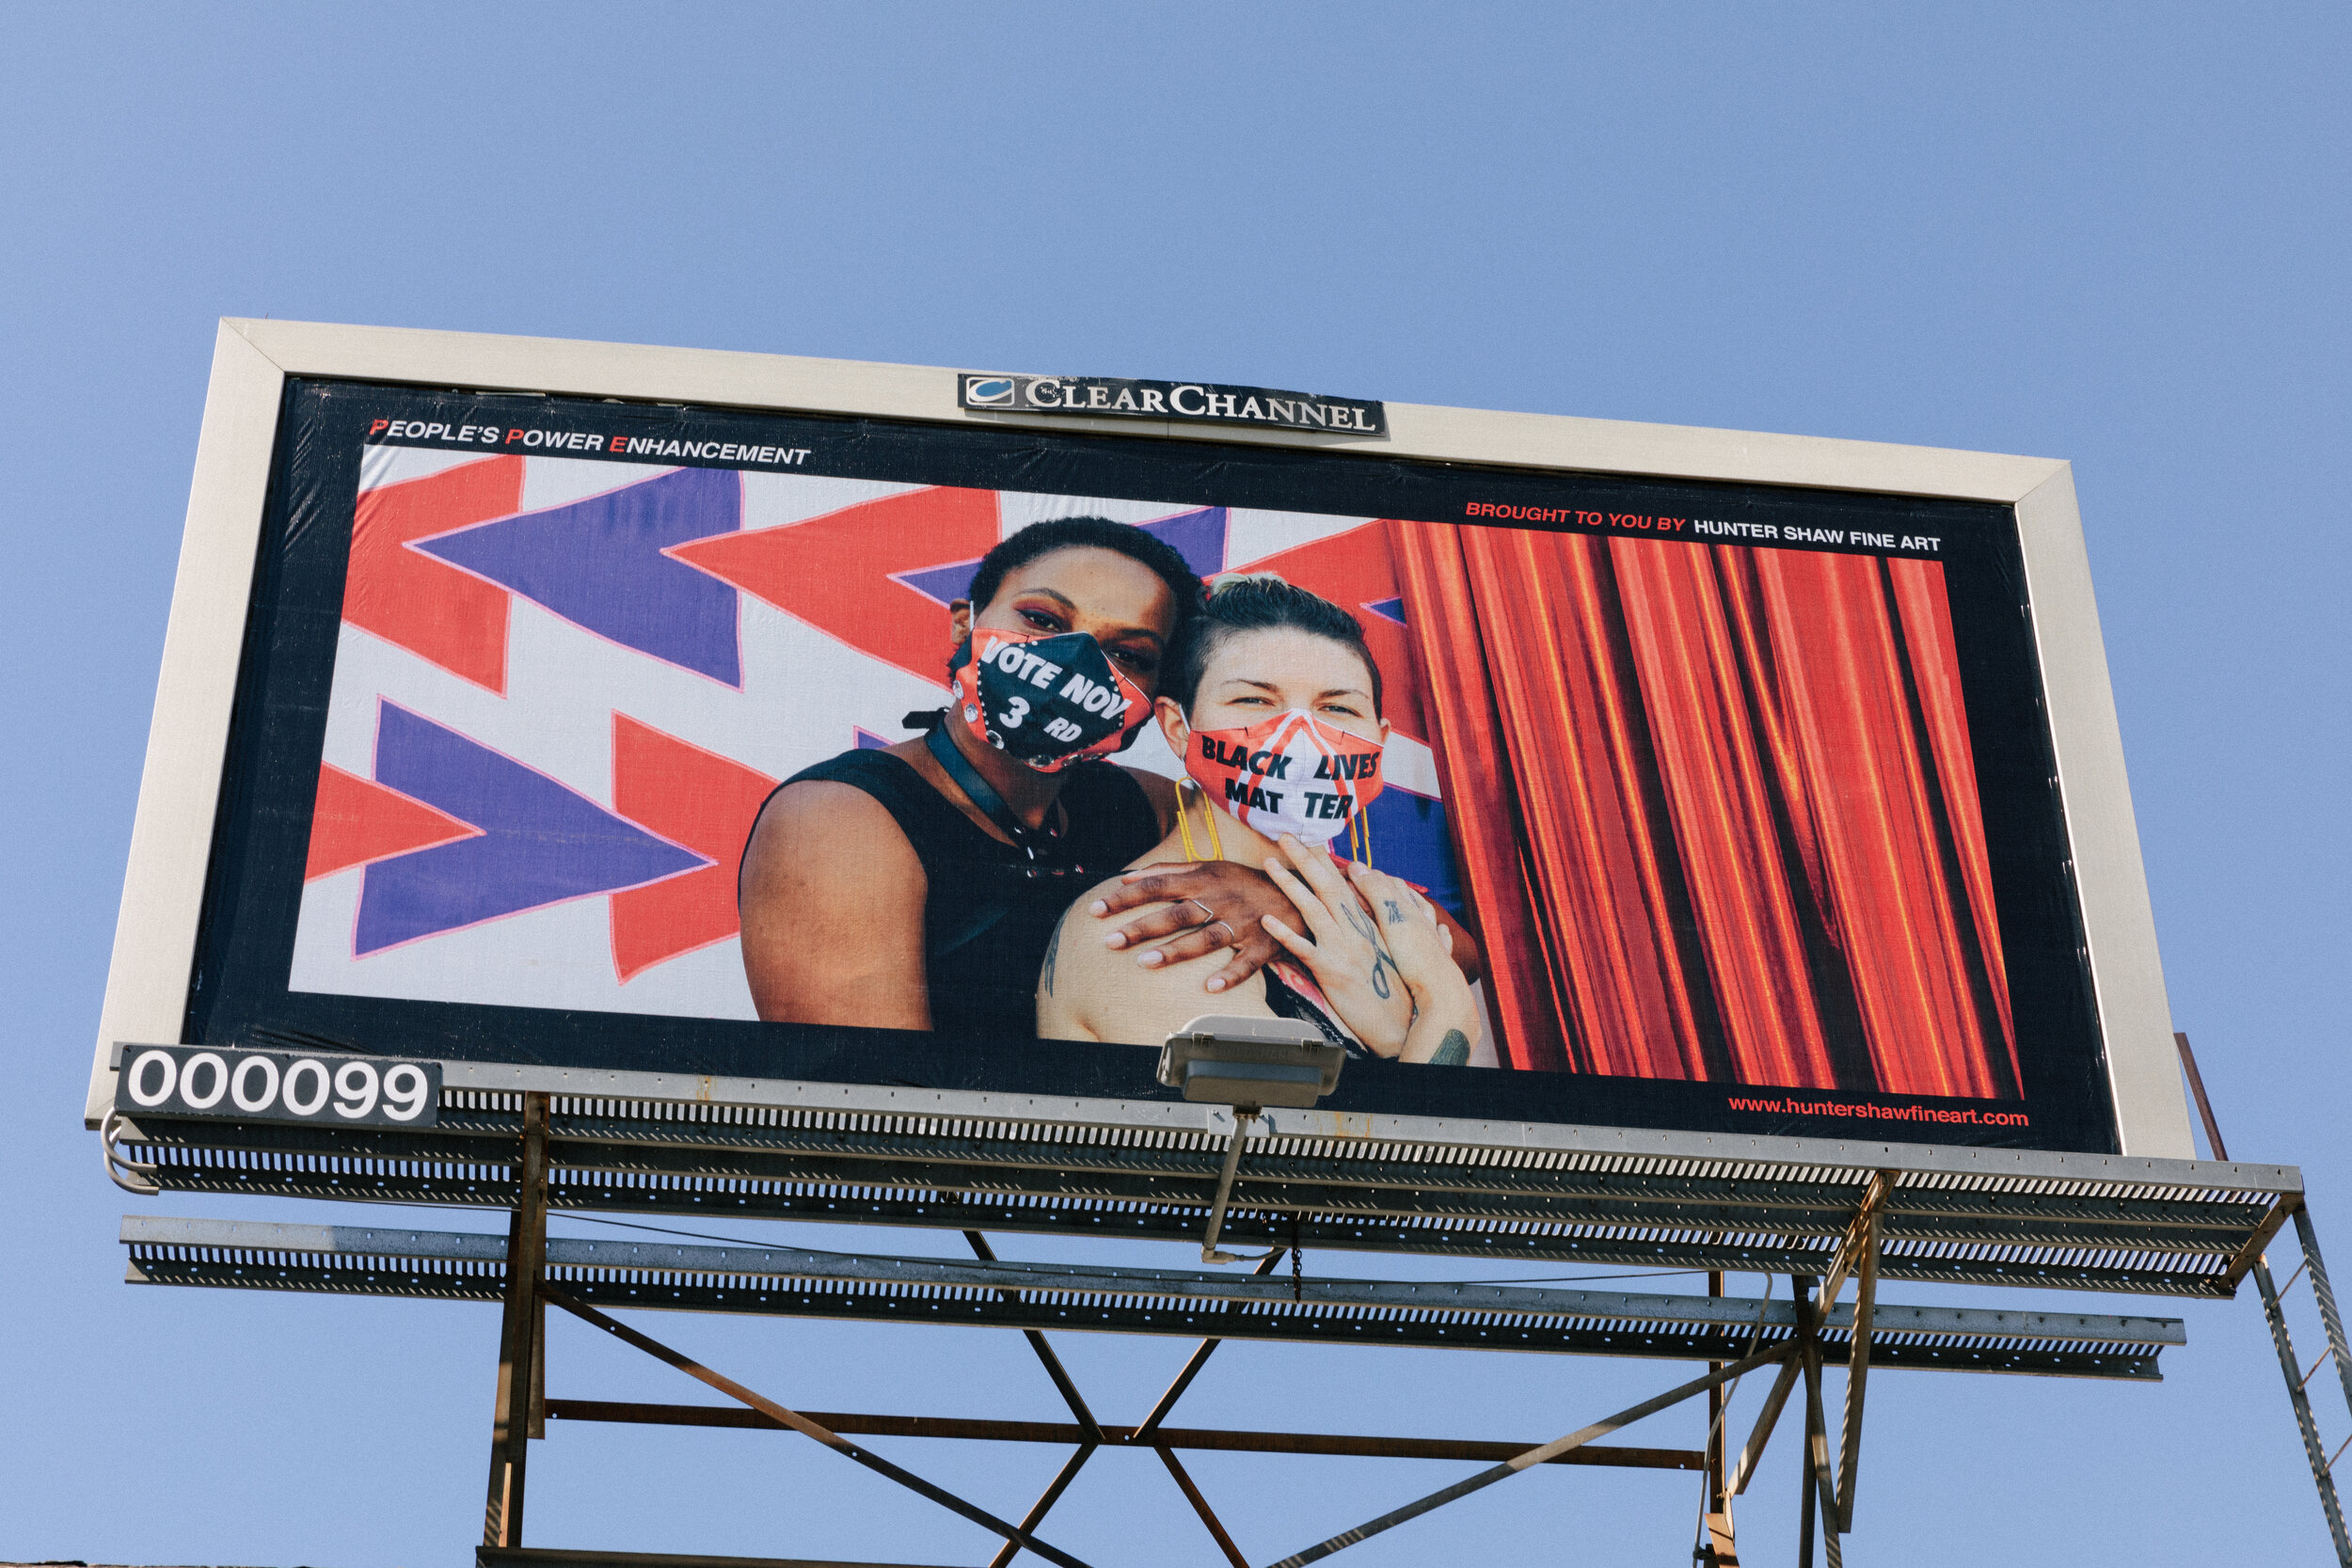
[1041,905,1072,996]
[1428,1029,1470,1068]
[1341,901,1397,1000]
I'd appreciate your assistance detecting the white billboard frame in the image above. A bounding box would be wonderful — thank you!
[86,317,2194,1161]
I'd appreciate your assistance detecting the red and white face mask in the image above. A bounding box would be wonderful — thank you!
[1181,709,1386,847]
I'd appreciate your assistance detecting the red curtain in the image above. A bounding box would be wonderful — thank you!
[1387,520,2019,1098]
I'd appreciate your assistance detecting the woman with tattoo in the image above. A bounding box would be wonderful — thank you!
[1261,840,1481,1067]
[739,518,1307,1038]
[1036,574,1480,1060]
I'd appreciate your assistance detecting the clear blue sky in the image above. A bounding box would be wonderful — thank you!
[4,5,2346,1564]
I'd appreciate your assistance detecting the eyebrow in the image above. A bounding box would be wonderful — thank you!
[1010,587,1165,648]
[1216,677,1368,700]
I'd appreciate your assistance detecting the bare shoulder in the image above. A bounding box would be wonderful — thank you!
[1036,875,1266,1047]
[739,778,926,957]
[739,777,930,1028]
[743,779,919,890]
[1035,872,1130,1040]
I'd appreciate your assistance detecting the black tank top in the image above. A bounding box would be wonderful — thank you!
[753,749,1161,1040]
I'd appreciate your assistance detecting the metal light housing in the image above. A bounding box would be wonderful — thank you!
[1158,1015,1343,1110]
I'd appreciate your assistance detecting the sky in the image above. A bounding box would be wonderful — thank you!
[3,4,2347,1565]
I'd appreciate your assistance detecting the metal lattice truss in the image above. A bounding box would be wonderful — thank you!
[101,1061,2314,1565]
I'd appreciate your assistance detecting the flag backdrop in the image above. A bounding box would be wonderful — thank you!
[291,447,1466,1025]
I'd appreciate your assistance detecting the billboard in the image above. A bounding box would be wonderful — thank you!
[89,322,2197,1158]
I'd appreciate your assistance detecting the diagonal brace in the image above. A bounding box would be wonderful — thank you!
[540,1285,1099,1568]
[966,1231,1105,1443]
[987,1248,1282,1568]
[1262,1340,1788,1568]
[1800,1337,1843,1568]
[1730,1353,1801,1496]
[986,1447,1096,1568]
[1817,1171,1893,1316]
[1156,1445,1251,1568]
[1836,1173,1890,1530]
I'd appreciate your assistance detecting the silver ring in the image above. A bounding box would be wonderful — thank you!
[1208,920,1240,947]
[1183,897,1216,925]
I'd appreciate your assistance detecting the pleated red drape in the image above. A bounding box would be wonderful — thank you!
[1387,520,2019,1098]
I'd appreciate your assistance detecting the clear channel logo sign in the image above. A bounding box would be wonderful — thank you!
[961,375,1017,406]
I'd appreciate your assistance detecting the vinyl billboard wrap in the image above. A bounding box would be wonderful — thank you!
[92,325,2196,1159]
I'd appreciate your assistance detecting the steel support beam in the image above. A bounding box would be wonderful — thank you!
[541,1287,1098,1568]
[485,1092,548,1549]
[1697,1270,1740,1566]
[1793,1278,1843,1568]
[1732,1357,1798,1497]
[1796,1348,1817,1568]
[1836,1179,1888,1531]
[1154,1446,1249,1568]
[1260,1343,1788,1568]
[545,1400,1706,1469]
[963,1232,1105,1443]
[982,1248,1281,1568]
[479,1551,961,1568]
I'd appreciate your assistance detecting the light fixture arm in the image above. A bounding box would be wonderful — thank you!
[1200,1106,1260,1264]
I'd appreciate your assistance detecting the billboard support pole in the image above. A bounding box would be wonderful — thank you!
[1696,1270,1739,1565]
[1791,1275,1847,1568]
[1795,1348,1817,1568]
[1800,1350,1843,1568]
[2176,1034,2352,1567]
[483,1091,549,1549]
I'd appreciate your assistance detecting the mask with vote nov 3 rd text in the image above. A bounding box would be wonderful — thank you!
[947,628,1151,773]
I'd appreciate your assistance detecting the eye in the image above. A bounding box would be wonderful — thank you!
[1017,608,1065,633]
[1106,645,1156,673]
[1320,700,1366,720]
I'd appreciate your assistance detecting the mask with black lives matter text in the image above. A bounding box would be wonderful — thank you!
[948,628,1151,772]
[1182,708,1386,847]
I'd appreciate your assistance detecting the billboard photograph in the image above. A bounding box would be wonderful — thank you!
[176,375,2119,1150]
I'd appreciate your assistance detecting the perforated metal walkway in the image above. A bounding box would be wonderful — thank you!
[110,1060,2298,1299]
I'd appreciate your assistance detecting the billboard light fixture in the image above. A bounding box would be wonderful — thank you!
[1159,1015,1343,1264]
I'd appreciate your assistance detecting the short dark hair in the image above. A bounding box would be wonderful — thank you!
[961,516,1208,648]
[1162,574,1384,717]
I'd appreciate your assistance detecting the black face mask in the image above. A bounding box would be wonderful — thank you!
[947,627,1148,772]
